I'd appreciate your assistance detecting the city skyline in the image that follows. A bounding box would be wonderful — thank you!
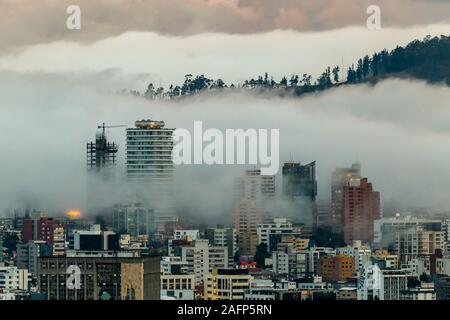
[1,0,449,305]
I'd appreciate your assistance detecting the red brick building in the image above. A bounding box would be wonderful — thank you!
[342,177,380,245]
[22,217,64,245]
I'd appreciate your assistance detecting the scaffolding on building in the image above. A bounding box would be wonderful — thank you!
[87,123,125,170]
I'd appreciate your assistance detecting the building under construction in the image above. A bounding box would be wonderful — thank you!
[87,123,123,171]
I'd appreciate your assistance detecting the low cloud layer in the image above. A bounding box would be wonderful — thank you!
[1,0,449,52]
[0,71,450,222]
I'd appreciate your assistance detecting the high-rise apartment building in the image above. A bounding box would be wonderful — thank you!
[282,162,317,229]
[126,119,177,231]
[113,202,155,238]
[233,170,275,256]
[342,177,380,245]
[282,162,317,201]
[331,163,361,234]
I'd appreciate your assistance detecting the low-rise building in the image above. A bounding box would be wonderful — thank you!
[160,273,195,300]
[400,282,436,300]
[0,266,30,291]
[317,254,355,282]
[204,268,251,300]
[37,255,160,300]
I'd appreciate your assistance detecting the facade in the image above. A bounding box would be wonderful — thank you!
[234,170,275,256]
[307,247,336,275]
[276,235,310,252]
[22,217,66,255]
[330,163,361,234]
[436,256,450,276]
[381,269,409,300]
[257,218,302,252]
[0,266,30,291]
[272,251,290,275]
[161,256,189,275]
[126,119,177,231]
[282,162,317,228]
[113,202,155,238]
[69,228,119,252]
[359,266,409,301]
[336,287,357,300]
[336,244,372,271]
[373,216,443,248]
[314,201,331,229]
[372,250,399,269]
[37,255,160,300]
[160,274,195,300]
[395,226,445,264]
[17,240,52,274]
[244,279,276,300]
[178,239,228,286]
[400,283,436,300]
[174,230,200,241]
[317,254,355,282]
[435,276,450,300]
[342,177,380,245]
[204,268,252,300]
[282,162,317,201]
[205,226,237,265]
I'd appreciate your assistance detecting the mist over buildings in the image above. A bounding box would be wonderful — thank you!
[1,70,450,222]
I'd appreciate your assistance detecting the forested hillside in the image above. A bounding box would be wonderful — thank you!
[125,35,449,100]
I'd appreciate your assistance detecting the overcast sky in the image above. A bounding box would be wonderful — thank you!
[1,0,449,51]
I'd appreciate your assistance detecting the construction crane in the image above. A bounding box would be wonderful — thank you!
[97,122,127,138]
[87,123,127,170]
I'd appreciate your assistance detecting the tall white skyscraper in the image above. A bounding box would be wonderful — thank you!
[233,169,275,256]
[126,119,177,231]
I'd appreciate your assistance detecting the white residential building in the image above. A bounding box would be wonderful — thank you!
[257,218,301,252]
[0,266,30,291]
[160,274,195,300]
[17,240,50,274]
[358,264,409,300]
[179,240,228,285]
[126,119,177,230]
[373,216,443,247]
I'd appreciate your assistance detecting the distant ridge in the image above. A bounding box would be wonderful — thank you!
[121,35,450,100]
